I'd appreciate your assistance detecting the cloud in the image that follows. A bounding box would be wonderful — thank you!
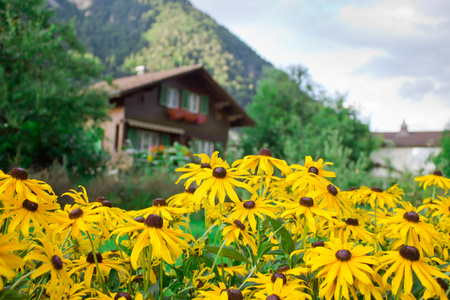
[398,79,434,101]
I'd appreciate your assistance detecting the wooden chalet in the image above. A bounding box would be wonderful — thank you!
[94,64,255,155]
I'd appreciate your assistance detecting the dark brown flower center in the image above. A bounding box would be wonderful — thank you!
[96,196,107,202]
[299,197,314,207]
[308,166,319,175]
[101,200,113,208]
[9,167,28,180]
[213,167,227,178]
[51,255,63,270]
[134,216,145,223]
[437,278,448,291]
[114,292,132,300]
[399,245,420,261]
[271,272,287,285]
[22,199,38,212]
[327,184,338,196]
[217,263,228,268]
[233,220,245,231]
[371,187,383,193]
[258,148,272,157]
[403,211,420,223]
[434,170,443,176]
[86,252,103,264]
[69,208,83,219]
[152,198,167,207]
[345,218,359,226]
[276,265,290,273]
[335,250,352,261]
[221,289,243,300]
[186,186,196,194]
[196,279,204,288]
[348,187,358,191]
[144,214,163,228]
[312,241,325,248]
[243,200,256,209]
[201,163,211,169]
[267,295,281,300]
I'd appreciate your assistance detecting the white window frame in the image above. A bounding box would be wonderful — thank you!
[138,131,159,152]
[188,93,200,113]
[196,139,214,156]
[167,87,180,108]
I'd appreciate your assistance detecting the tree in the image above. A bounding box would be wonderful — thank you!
[0,0,110,177]
[241,66,378,166]
[434,127,450,176]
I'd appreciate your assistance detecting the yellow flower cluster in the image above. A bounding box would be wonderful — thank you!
[0,149,449,300]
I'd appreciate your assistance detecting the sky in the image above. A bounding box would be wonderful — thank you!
[190,0,450,132]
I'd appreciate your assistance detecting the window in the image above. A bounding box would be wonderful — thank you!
[167,87,179,108]
[200,96,209,115]
[188,93,200,113]
[195,139,214,156]
[138,131,159,152]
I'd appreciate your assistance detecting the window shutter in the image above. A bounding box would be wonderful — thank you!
[161,133,170,146]
[194,139,200,154]
[200,96,209,115]
[127,128,139,150]
[159,84,168,106]
[181,90,189,109]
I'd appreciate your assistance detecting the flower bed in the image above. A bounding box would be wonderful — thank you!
[0,149,449,299]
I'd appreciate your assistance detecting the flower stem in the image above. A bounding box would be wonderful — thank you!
[87,232,108,294]
[160,260,164,300]
[259,170,264,197]
[431,185,436,201]
[302,216,308,260]
[210,237,228,276]
[144,245,153,293]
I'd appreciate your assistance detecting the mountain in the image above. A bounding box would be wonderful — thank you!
[51,0,272,107]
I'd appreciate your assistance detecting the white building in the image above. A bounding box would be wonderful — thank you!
[371,121,441,177]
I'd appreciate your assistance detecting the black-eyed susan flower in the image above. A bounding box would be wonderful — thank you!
[308,183,351,219]
[252,277,311,300]
[307,238,378,300]
[138,198,190,221]
[216,263,249,278]
[222,219,257,255]
[415,170,450,194]
[88,291,143,300]
[0,232,26,289]
[280,196,336,233]
[1,195,60,237]
[234,148,292,177]
[167,186,198,211]
[175,151,229,185]
[382,202,438,256]
[112,214,191,268]
[0,167,56,203]
[287,156,335,191]
[25,237,72,297]
[228,195,277,231]
[194,282,245,300]
[52,203,104,238]
[429,195,450,221]
[330,217,374,245]
[378,245,450,296]
[356,186,398,209]
[69,251,129,287]
[385,183,404,202]
[191,166,254,205]
[423,278,449,300]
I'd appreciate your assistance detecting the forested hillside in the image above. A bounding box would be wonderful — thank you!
[52,0,272,107]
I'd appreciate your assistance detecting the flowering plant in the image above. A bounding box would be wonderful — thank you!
[0,149,449,300]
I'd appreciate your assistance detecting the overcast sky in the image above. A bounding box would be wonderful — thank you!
[191,0,450,132]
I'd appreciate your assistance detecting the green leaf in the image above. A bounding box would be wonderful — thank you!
[0,289,27,300]
[205,245,250,264]
[257,241,275,259]
[268,218,294,254]
[108,269,120,292]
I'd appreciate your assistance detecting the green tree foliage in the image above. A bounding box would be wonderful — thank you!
[54,0,271,107]
[0,0,110,177]
[242,66,378,166]
[434,128,450,176]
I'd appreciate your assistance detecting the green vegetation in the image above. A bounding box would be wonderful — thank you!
[54,0,272,107]
[434,128,450,176]
[0,0,110,177]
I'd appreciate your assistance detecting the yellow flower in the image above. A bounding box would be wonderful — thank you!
[1,195,60,236]
[217,263,249,278]
[330,218,375,245]
[69,251,129,287]
[138,197,190,221]
[415,170,450,193]
[253,277,311,300]
[287,156,335,192]
[307,238,378,300]
[52,203,104,238]
[356,186,397,209]
[112,214,191,267]
[222,219,257,255]
[308,183,351,219]
[167,186,198,211]
[0,233,26,289]
[280,196,336,233]
[175,151,229,185]
[429,195,450,221]
[228,195,277,231]
[378,245,450,296]
[234,148,292,177]
[25,237,72,297]
[0,167,56,203]
[194,282,245,300]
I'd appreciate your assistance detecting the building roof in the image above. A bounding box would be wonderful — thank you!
[372,121,441,147]
[93,64,255,127]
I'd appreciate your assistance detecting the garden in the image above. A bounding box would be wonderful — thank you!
[0,148,449,300]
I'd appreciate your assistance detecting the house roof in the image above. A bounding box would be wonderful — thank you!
[93,64,255,127]
[372,121,441,147]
